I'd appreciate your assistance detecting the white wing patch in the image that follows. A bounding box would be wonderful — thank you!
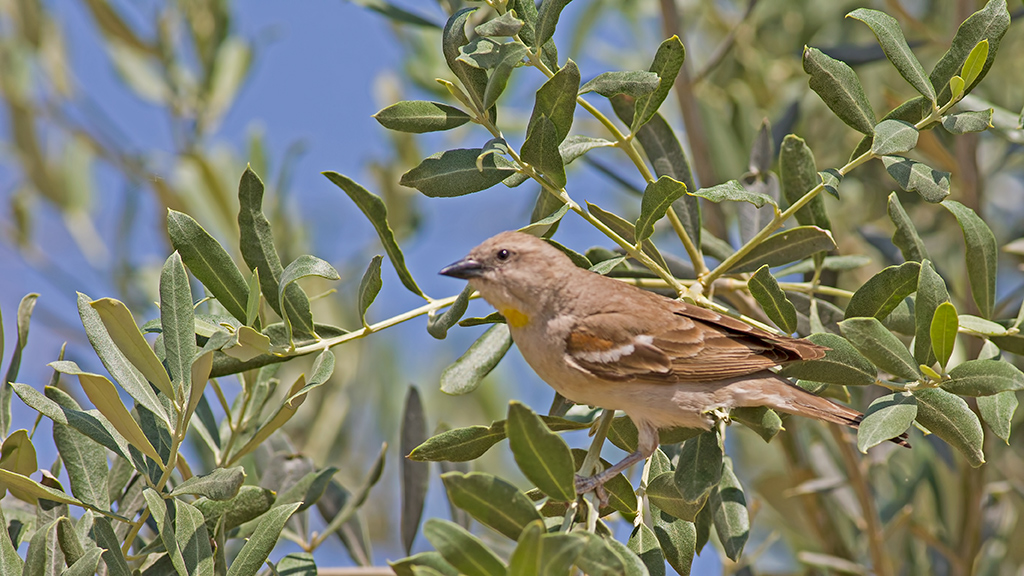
[572,334,655,363]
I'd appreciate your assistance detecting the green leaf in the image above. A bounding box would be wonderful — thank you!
[646,472,704,522]
[408,417,589,462]
[652,505,695,576]
[0,468,82,507]
[944,359,1024,396]
[277,255,339,344]
[527,60,580,144]
[390,553,459,576]
[633,36,686,131]
[731,406,784,443]
[977,391,1016,443]
[275,466,338,512]
[779,135,830,230]
[272,553,317,576]
[0,507,24,573]
[960,39,989,89]
[857,391,917,452]
[400,148,517,198]
[427,286,474,340]
[871,120,919,156]
[400,387,428,555]
[882,156,950,203]
[580,71,660,98]
[943,200,997,317]
[915,260,948,366]
[167,210,249,323]
[322,171,425,298]
[913,388,985,467]
[50,396,109,509]
[535,0,571,49]
[628,524,665,576]
[22,518,61,576]
[443,8,491,117]
[929,0,1010,102]
[170,467,245,500]
[802,46,876,134]
[838,317,920,381]
[160,251,196,392]
[521,115,566,188]
[887,192,930,262]
[238,167,315,341]
[958,314,1008,336]
[674,429,722,504]
[475,11,525,37]
[748,266,798,334]
[573,533,629,576]
[844,261,920,320]
[0,429,36,479]
[930,302,958,371]
[847,9,935,102]
[245,268,261,327]
[507,520,543,576]
[229,374,308,462]
[942,109,993,134]
[483,43,529,109]
[440,471,541,540]
[358,255,383,328]
[374,101,471,133]
[423,519,506,576]
[727,226,836,274]
[93,517,131,576]
[440,324,513,395]
[690,180,776,209]
[710,457,748,562]
[55,516,84,566]
[175,499,214,576]
[225,503,302,576]
[50,362,163,464]
[605,534,651,576]
[194,485,276,532]
[819,169,842,199]
[13,384,129,461]
[507,401,575,501]
[89,298,176,403]
[587,202,669,271]
[636,176,688,242]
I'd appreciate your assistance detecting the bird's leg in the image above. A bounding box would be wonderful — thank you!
[574,449,646,506]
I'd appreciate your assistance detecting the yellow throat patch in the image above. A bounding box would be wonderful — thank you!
[500,308,530,328]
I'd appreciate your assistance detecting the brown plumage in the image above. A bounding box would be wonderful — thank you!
[441,231,908,494]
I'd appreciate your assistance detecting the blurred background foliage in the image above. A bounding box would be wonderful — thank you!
[2,0,1024,573]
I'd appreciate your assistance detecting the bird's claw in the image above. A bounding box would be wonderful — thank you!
[574,474,610,508]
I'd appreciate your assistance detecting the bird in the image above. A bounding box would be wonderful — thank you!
[440,231,907,496]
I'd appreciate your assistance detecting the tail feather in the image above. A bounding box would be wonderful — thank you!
[770,378,911,448]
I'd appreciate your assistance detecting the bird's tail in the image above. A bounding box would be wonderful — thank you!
[765,374,911,448]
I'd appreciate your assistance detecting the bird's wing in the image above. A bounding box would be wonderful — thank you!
[564,302,821,383]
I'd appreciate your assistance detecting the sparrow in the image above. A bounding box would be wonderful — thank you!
[440,231,907,494]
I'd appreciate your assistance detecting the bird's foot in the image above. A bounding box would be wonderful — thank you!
[574,474,610,508]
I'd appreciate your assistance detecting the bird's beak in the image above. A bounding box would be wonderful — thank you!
[439,257,484,279]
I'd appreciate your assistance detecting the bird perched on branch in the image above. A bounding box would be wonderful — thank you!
[440,231,908,495]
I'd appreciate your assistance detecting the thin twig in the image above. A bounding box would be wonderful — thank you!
[828,425,891,576]
[692,0,762,84]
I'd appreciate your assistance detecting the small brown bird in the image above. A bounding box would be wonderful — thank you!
[441,231,906,494]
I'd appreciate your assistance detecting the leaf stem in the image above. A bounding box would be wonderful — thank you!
[579,409,616,478]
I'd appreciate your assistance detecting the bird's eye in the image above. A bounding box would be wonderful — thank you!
[496,249,510,261]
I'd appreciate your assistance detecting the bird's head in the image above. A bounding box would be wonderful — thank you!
[439,231,572,327]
